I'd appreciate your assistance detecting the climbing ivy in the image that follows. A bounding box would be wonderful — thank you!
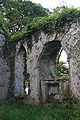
[1,7,80,42]
[10,7,80,42]
[0,18,10,38]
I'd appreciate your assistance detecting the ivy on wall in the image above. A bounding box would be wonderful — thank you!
[0,18,10,38]
[0,7,80,42]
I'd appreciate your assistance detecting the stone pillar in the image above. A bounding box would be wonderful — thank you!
[70,56,80,102]
[69,40,80,103]
[61,22,80,103]
[14,43,26,96]
[27,53,40,104]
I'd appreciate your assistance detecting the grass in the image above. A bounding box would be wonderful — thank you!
[0,100,80,120]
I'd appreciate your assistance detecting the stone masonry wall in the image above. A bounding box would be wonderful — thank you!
[0,21,79,103]
[0,26,16,99]
[23,21,80,103]
[0,27,10,99]
[14,43,26,96]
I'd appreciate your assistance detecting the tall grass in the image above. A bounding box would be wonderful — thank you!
[0,101,80,120]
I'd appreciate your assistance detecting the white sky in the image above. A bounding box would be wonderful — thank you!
[31,0,80,10]
[59,50,68,67]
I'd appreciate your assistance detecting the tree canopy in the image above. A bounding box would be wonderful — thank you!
[10,7,80,42]
[1,0,48,34]
[0,1,80,42]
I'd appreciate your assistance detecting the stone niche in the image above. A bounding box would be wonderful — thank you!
[41,80,68,102]
[48,83,59,99]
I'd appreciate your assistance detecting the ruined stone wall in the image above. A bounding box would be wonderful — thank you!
[23,22,80,103]
[26,33,49,103]
[62,22,80,101]
[0,26,16,99]
[0,27,27,99]
[0,27,10,99]
[0,21,79,103]
[14,42,26,96]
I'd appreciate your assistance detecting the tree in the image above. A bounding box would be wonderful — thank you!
[2,0,48,34]
[56,61,69,80]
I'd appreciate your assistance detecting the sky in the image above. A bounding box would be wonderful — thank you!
[31,0,80,10]
[59,50,68,67]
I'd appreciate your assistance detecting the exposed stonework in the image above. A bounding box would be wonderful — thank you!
[14,43,26,96]
[21,22,80,104]
[0,21,80,104]
[41,80,69,102]
[0,27,10,99]
[0,26,16,99]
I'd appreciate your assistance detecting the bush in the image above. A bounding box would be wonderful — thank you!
[62,85,77,108]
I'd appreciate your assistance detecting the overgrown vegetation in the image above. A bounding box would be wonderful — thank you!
[49,60,69,81]
[0,100,80,120]
[1,4,80,42]
[10,7,80,42]
[55,61,69,81]
[0,18,10,38]
[1,0,48,34]
[62,85,78,108]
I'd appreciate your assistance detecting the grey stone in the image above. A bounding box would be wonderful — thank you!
[0,21,80,104]
[0,27,10,99]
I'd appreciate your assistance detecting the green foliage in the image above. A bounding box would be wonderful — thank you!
[73,108,80,120]
[39,89,43,105]
[0,101,80,120]
[1,5,80,42]
[49,61,69,81]
[2,0,48,34]
[62,85,78,108]
[0,18,10,38]
[26,7,80,34]
[10,7,80,42]
[56,61,69,80]
[49,71,55,80]
[55,47,69,80]
[10,27,27,41]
